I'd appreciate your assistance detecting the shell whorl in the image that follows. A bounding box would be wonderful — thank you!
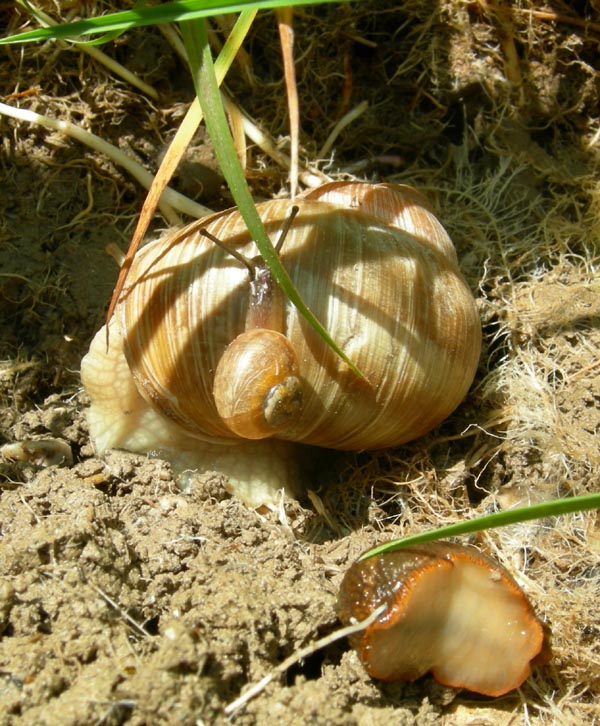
[115,182,481,450]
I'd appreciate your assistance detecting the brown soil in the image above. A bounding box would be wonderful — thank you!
[1,2,599,724]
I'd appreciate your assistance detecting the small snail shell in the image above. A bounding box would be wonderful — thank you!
[81,182,481,506]
[337,542,550,697]
[213,328,303,439]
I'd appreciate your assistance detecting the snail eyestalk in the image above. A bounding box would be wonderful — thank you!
[202,205,301,333]
[247,205,299,329]
[200,203,300,277]
[274,204,300,253]
[200,227,257,277]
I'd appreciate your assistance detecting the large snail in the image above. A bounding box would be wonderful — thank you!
[81,182,481,507]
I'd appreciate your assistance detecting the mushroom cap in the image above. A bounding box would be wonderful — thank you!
[337,541,549,697]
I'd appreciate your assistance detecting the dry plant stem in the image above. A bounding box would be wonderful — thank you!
[276,7,299,199]
[20,1,159,100]
[523,7,600,34]
[227,96,248,169]
[212,14,254,83]
[221,93,330,188]
[105,11,257,339]
[224,604,387,718]
[87,582,152,639]
[570,358,600,380]
[480,0,523,93]
[103,95,207,330]
[158,22,188,64]
[318,100,369,158]
[105,242,126,266]
[159,22,326,188]
[475,0,600,36]
[0,102,210,223]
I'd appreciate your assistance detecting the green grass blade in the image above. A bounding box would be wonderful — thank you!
[359,492,600,560]
[16,1,125,46]
[181,17,364,378]
[1,0,354,44]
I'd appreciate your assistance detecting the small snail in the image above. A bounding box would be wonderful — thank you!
[337,541,550,696]
[81,182,481,506]
[205,210,304,440]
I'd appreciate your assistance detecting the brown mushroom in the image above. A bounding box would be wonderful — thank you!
[337,541,550,697]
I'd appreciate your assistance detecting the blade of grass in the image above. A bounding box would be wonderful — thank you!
[359,492,600,560]
[0,0,354,44]
[105,10,256,339]
[17,0,159,99]
[180,17,364,378]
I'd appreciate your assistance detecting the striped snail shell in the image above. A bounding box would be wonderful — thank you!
[81,181,481,507]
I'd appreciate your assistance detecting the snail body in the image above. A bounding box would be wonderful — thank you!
[337,542,549,696]
[81,182,481,506]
